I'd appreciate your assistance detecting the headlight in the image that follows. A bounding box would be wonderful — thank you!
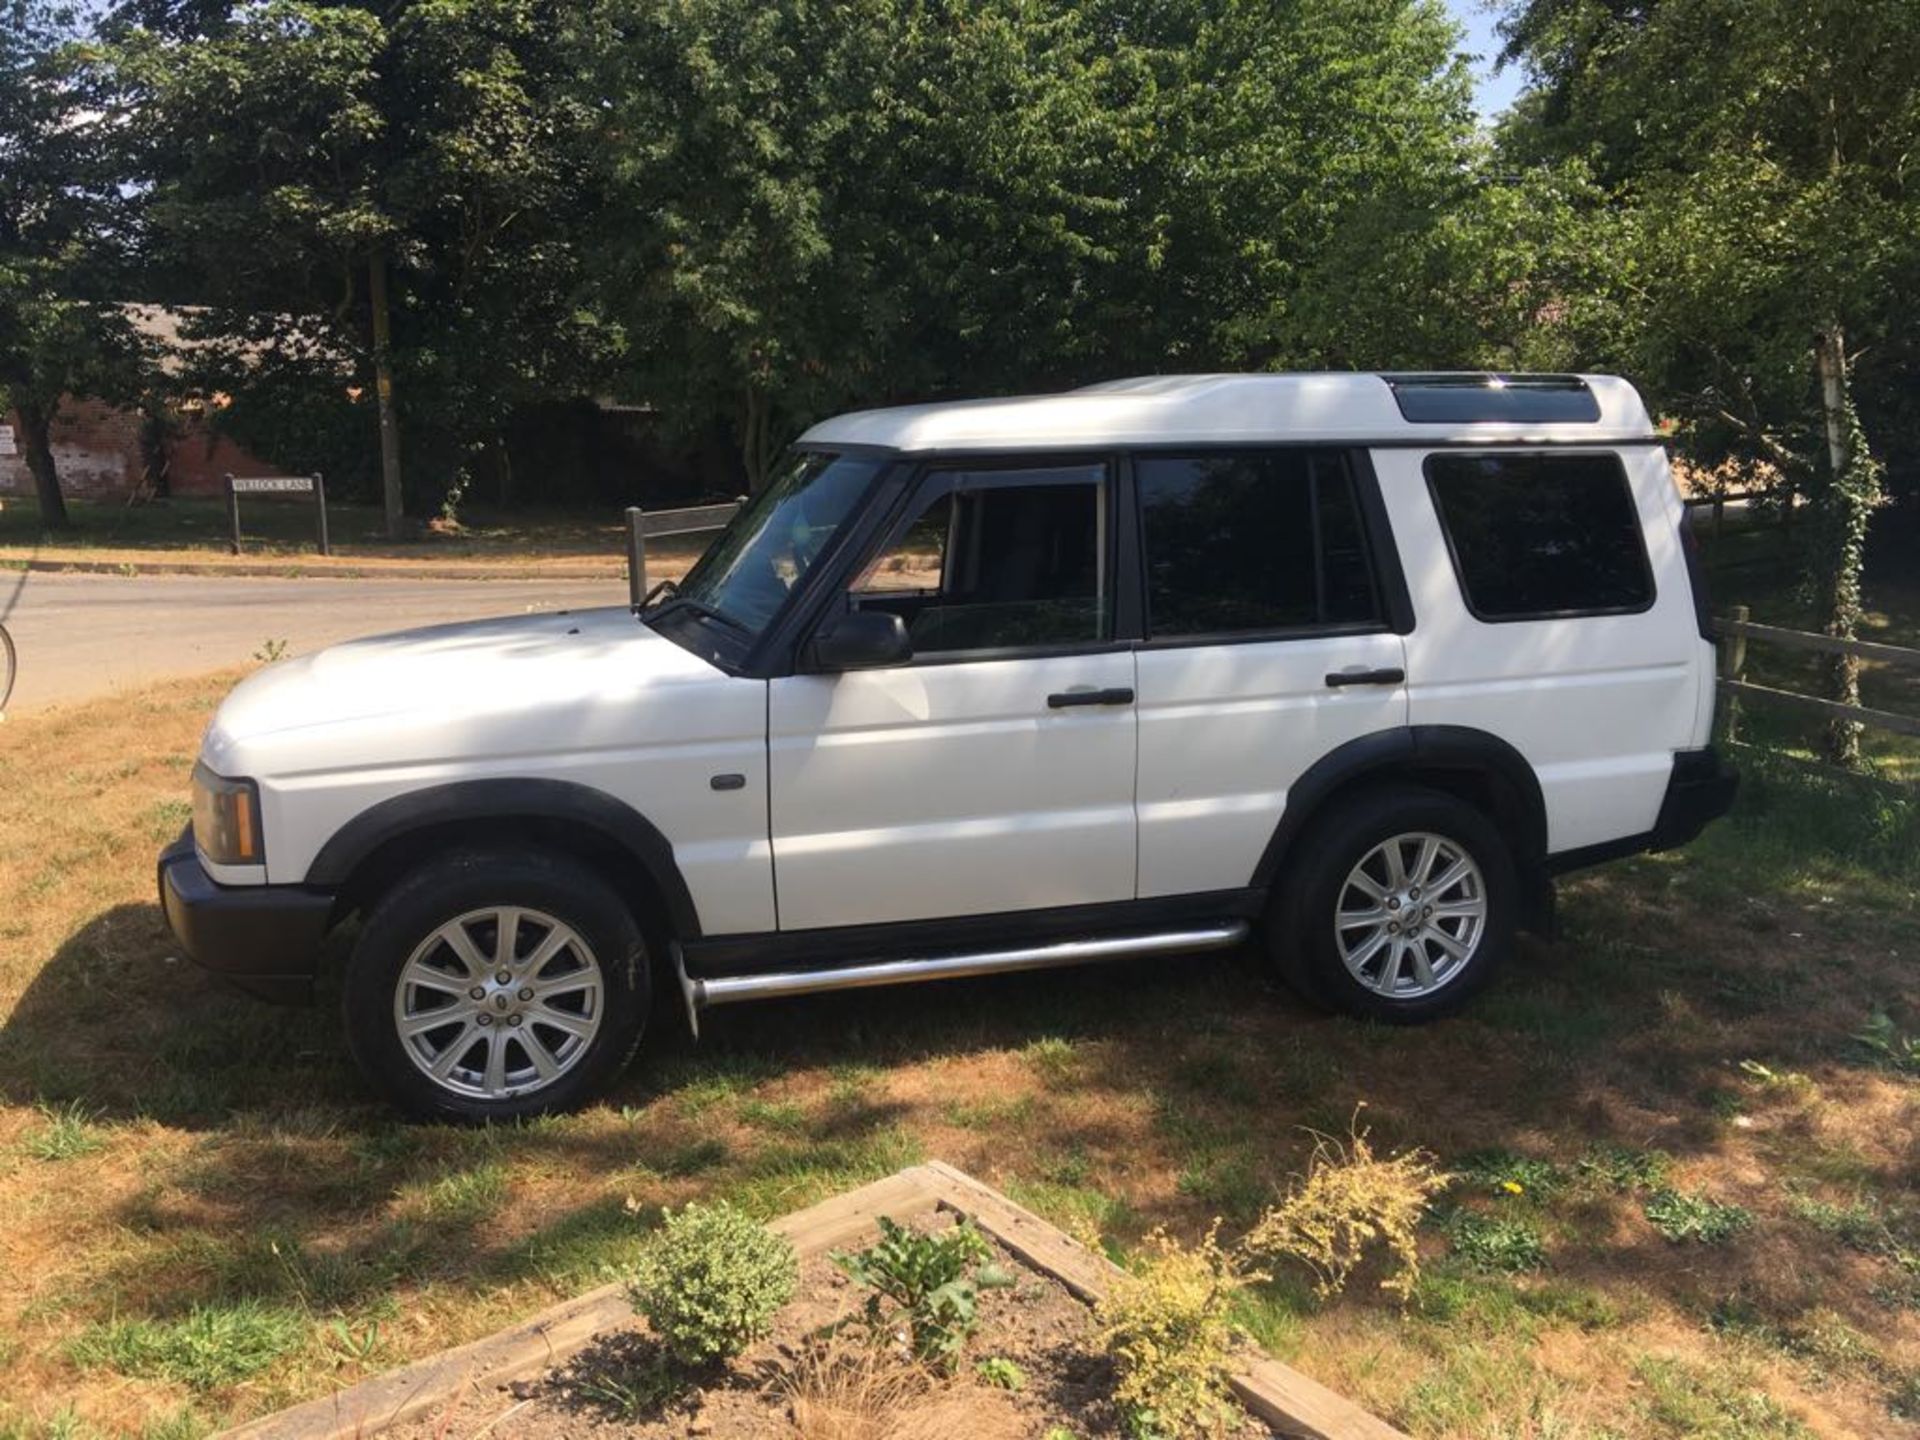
[191,762,263,866]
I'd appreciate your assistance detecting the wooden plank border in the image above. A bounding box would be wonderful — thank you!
[220,1167,945,1440]
[221,1164,1408,1440]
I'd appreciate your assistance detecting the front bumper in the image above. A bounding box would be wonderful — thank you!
[158,832,335,1004]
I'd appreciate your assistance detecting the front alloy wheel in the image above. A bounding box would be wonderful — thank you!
[394,906,606,1101]
[345,850,649,1120]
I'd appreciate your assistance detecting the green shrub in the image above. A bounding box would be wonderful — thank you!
[627,1201,797,1367]
[1644,1189,1752,1245]
[833,1216,1010,1370]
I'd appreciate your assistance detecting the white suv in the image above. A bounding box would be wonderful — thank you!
[159,373,1737,1119]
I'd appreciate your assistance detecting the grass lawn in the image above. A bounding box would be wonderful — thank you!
[0,496,712,579]
[0,674,1916,1438]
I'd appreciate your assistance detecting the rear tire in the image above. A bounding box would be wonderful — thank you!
[343,849,650,1121]
[1268,785,1515,1023]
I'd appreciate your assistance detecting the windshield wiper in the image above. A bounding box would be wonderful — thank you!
[638,578,678,611]
[641,594,751,636]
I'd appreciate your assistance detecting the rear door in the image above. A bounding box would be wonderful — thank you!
[1381,446,1699,853]
[768,458,1138,931]
[1131,449,1410,898]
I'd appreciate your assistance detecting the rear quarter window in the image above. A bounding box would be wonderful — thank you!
[1425,452,1654,621]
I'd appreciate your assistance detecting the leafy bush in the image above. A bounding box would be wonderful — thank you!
[1244,1123,1449,1302]
[627,1201,797,1367]
[1096,1224,1253,1440]
[1644,1189,1753,1245]
[834,1216,1010,1370]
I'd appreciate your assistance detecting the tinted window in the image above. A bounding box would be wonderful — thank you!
[1136,451,1381,637]
[852,464,1106,652]
[1427,452,1652,619]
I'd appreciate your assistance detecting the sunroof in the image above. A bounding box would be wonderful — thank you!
[1384,373,1600,424]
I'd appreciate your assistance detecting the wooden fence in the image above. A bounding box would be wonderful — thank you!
[1713,605,1920,743]
[624,496,746,605]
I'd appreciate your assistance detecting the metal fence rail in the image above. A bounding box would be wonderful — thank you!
[1713,606,1920,743]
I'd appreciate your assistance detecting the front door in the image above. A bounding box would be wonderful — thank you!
[768,458,1137,932]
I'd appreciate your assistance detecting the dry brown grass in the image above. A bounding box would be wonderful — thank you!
[0,676,1916,1437]
[781,1342,1023,1440]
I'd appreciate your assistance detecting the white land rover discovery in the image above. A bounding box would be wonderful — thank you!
[160,373,1737,1119]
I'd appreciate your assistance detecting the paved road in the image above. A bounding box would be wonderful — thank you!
[0,570,623,713]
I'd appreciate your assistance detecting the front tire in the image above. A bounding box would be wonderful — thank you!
[343,850,650,1120]
[1269,785,1515,1023]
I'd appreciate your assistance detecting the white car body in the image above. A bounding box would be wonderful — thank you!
[161,371,1736,1115]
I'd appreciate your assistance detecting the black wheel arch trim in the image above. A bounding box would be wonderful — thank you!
[304,779,702,938]
[1250,726,1548,893]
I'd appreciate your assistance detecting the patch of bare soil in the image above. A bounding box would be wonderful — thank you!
[390,1224,1274,1440]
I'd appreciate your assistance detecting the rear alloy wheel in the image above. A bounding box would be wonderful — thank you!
[346,851,649,1120]
[1334,832,1488,1000]
[1271,785,1515,1022]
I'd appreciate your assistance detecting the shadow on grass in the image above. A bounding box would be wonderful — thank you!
[9,761,1920,1393]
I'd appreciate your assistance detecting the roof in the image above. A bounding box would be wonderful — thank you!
[796,372,1656,453]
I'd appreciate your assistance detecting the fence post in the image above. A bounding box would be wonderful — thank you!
[626,506,648,609]
[1717,603,1749,744]
[225,473,241,556]
[314,472,331,556]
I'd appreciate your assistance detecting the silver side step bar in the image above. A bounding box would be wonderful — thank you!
[678,921,1250,1027]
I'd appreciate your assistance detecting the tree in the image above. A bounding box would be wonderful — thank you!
[1496,0,1920,765]
[108,0,613,529]
[586,0,1485,487]
[1,0,149,529]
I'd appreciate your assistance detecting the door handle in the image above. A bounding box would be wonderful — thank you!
[1324,667,1405,688]
[1047,687,1135,709]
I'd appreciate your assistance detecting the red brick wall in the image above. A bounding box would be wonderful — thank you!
[0,397,273,502]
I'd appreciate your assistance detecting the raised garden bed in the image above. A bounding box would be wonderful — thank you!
[221,1163,1405,1440]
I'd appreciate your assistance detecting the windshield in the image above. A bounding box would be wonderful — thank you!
[668,451,886,637]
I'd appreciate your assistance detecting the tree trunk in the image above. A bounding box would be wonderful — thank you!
[740,385,775,493]
[367,248,405,540]
[13,398,70,530]
[1811,324,1882,770]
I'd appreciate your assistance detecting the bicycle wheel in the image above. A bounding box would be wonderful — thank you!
[0,623,14,712]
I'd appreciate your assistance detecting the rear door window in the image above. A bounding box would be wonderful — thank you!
[1135,450,1383,639]
[1425,452,1653,621]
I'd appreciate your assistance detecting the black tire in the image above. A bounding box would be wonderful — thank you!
[343,849,650,1121]
[1267,784,1516,1023]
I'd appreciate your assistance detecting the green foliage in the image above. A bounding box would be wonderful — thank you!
[626,1201,797,1368]
[23,1100,104,1161]
[1096,1224,1252,1440]
[67,1301,307,1390]
[833,1216,1010,1370]
[974,1355,1025,1391]
[1446,1213,1547,1273]
[1453,1149,1566,1200]
[1855,1011,1920,1075]
[1644,1189,1753,1246]
[1576,1145,1673,1194]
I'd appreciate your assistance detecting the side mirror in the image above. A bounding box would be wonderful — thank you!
[811,609,913,671]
